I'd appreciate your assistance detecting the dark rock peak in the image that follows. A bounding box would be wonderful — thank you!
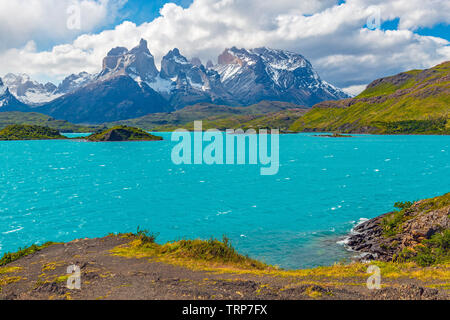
[107,47,128,57]
[139,38,148,48]
[190,57,203,67]
[99,39,158,82]
[206,60,214,69]
[161,49,192,79]
[44,82,57,91]
[164,48,187,61]
[0,77,3,87]
[129,38,152,56]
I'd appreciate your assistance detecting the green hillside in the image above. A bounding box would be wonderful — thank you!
[290,61,450,134]
[169,109,308,132]
[111,100,307,132]
[0,112,103,133]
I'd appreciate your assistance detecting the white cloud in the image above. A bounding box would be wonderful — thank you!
[343,84,368,96]
[0,0,126,51]
[0,0,449,89]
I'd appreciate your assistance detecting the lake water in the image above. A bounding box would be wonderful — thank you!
[0,133,448,269]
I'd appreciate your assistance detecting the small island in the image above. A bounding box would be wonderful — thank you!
[314,133,353,138]
[86,126,163,142]
[0,124,67,141]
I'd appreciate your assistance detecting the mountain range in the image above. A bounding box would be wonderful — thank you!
[1,61,448,134]
[0,39,349,123]
[112,61,450,134]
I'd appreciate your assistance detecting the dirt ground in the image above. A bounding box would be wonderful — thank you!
[0,236,447,300]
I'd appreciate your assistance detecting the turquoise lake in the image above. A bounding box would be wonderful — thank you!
[0,133,448,269]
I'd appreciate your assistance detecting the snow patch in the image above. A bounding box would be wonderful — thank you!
[147,76,173,93]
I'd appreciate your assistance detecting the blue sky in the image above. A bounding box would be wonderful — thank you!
[0,0,448,95]
[116,0,193,26]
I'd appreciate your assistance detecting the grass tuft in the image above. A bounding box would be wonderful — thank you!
[111,234,268,270]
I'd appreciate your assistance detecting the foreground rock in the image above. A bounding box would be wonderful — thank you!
[0,124,67,140]
[346,193,450,262]
[86,125,163,142]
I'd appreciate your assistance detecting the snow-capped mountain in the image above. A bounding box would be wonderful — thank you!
[2,73,61,105]
[56,72,94,95]
[96,39,173,96]
[159,48,235,108]
[2,39,350,123]
[95,41,235,109]
[0,77,29,110]
[213,47,350,106]
[37,40,170,123]
[2,72,95,105]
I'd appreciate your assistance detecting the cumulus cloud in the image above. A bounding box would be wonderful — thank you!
[0,0,449,89]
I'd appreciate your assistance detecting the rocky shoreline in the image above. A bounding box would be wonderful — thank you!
[345,193,450,263]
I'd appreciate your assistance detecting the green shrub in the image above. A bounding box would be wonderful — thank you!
[382,211,406,237]
[394,230,450,266]
[382,200,415,236]
[394,201,414,210]
[135,226,158,244]
[0,242,55,266]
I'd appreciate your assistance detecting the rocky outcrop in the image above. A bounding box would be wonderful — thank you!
[97,39,159,83]
[346,193,450,261]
